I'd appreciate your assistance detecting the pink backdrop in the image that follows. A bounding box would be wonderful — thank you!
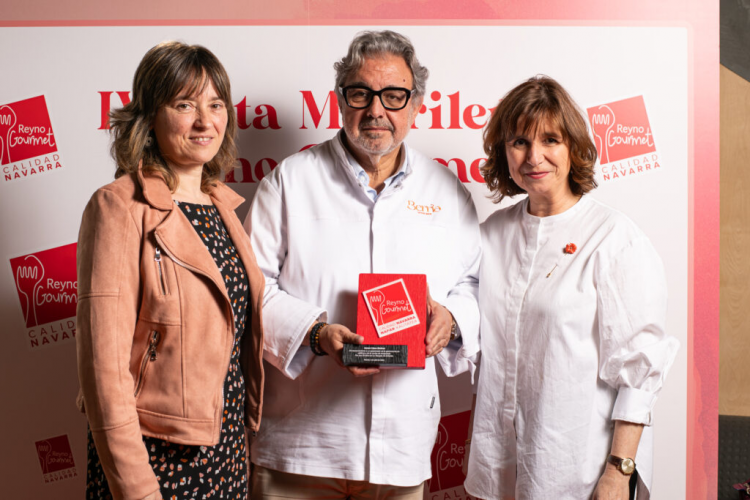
[0,1,718,498]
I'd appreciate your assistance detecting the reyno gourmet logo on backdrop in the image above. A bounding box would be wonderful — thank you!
[1,95,64,182]
[35,435,77,483]
[587,95,660,182]
[9,243,77,349]
[98,89,490,184]
[426,411,477,499]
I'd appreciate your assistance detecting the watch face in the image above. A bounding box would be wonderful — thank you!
[620,458,636,475]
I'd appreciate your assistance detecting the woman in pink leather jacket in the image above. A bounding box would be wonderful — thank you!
[76,41,265,500]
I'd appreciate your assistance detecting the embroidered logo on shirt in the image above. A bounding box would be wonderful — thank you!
[407,200,441,215]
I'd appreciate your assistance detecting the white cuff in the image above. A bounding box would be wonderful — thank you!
[262,292,326,380]
[611,386,657,425]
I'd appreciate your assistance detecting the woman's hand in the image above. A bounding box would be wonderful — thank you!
[593,420,643,499]
[591,465,630,500]
[141,490,162,500]
[318,323,380,377]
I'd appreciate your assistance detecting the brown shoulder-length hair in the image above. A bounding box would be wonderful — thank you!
[110,41,237,193]
[481,75,598,203]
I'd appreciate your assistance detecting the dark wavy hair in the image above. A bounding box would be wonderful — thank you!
[481,75,598,203]
[334,30,429,102]
[110,41,237,193]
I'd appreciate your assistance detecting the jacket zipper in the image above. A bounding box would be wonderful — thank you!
[153,236,235,436]
[154,247,167,295]
[134,331,161,397]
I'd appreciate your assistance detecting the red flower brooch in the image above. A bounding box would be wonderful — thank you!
[547,243,578,278]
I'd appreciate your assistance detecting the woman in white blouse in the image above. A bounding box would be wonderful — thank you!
[462,76,679,500]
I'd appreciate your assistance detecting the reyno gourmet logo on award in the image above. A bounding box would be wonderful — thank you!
[344,274,427,369]
[362,279,420,337]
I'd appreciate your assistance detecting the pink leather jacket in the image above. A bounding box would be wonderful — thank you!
[75,169,265,500]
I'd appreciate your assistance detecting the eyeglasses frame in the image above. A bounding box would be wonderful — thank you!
[339,85,416,111]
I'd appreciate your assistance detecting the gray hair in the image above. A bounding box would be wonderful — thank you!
[334,30,429,101]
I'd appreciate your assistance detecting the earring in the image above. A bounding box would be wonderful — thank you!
[145,134,153,148]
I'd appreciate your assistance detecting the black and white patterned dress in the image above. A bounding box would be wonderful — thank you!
[86,201,250,500]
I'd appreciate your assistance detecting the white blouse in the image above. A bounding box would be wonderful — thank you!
[464,195,679,500]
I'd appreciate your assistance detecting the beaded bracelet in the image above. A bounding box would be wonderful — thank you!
[309,321,328,356]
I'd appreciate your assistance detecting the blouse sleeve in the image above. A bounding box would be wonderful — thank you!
[596,236,680,425]
[435,182,481,379]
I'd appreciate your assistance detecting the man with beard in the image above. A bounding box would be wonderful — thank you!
[245,30,481,498]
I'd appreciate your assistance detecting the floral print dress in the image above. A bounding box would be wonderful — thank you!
[86,201,250,500]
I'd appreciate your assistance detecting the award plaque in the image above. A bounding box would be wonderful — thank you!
[343,273,427,369]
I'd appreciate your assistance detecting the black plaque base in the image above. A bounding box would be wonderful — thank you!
[342,344,408,367]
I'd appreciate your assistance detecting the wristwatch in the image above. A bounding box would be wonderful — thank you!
[449,315,458,341]
[607,454,636,475]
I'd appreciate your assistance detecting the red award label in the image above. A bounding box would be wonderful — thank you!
[362,278,420,337]
[350,273,427,369]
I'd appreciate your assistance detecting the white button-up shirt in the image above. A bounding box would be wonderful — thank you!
[246,133,481,486]
[464,195,679,500]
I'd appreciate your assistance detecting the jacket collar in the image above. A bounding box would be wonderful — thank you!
[138,163,248,306]
[137,164,245,211]
[209,181,245,210]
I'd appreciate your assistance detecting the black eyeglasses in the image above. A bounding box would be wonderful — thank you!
[340,85,415,111]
